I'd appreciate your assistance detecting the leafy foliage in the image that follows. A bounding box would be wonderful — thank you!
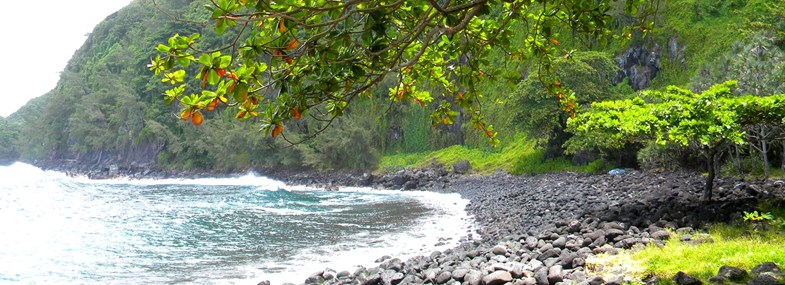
[149,0,658,146]
[568,81,785,200]
[511,51,626,157]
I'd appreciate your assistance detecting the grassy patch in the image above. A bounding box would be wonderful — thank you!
[378,135,536,174]
[588,225,785,284]
[378,135,611,174]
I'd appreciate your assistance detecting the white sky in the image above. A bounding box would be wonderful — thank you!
[0,0,133,117]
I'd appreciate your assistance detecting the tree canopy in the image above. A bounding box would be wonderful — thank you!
[149,0,657,145]
[567,81,785,200]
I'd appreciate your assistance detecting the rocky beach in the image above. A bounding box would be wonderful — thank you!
[272,168,785,285]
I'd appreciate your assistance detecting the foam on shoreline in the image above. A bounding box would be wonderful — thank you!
[220,187,479,285]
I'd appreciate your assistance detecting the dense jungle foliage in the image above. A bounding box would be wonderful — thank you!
[0,0,783,179]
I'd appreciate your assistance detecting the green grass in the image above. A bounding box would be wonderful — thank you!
[378,135,611,174]
[588,224,785,284]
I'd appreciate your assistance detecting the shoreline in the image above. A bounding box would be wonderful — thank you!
[19,160,785,284]
[278,170,784,285]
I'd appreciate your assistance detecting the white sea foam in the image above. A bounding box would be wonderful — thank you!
[227,187,479,285]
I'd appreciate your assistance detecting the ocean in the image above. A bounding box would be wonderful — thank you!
[0,162,476,284]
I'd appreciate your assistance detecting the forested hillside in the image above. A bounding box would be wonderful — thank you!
[0,0,783,175]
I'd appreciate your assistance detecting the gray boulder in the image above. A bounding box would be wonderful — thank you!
[535,267,550,285]
[381,270,404,285]
[747,274,783,285]
[548,265,564,285]
[452,268,469,280]
[718,266,748,282]
[453,160,472,174]
[673,271,702,285]
[435,271,452,284]
[752,263,782,275]
[482,271,513,285]
[492,245,508,256]
[651,230,671,240]
[465,270,484,285]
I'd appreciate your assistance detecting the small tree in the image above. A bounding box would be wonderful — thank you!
[568,81,785,201]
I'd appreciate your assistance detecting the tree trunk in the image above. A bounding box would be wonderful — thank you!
[762,138,769,181]
[704,148,716,202]
[734,145,742,176]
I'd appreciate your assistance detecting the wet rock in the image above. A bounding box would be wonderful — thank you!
[381,258,403,272]
[305,271,325,284]
[337,271,351,279]
[435,271,452,284]
[381,270,404,285]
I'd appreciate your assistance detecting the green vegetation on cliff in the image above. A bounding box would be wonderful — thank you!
[2,0,784,177]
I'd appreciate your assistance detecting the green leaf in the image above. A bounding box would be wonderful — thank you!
[207,69,221,85]
[198,54,212,66]
[156,44,171,53]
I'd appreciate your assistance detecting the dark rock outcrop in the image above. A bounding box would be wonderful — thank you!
[614,45,662,90]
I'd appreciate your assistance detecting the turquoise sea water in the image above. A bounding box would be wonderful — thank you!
[0,163,475,284]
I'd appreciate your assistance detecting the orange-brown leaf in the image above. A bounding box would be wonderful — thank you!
[286,39,299,50]
[549,38,560,45]
[486,129,493,138]
[207,99,219,111]
[236,110,247,119]
[202,72,208,89]
[272,124,283,138]
[216,68,227,77]
[292,106,302,119]
[180,109,192,121]
[250,97,258,105]
[227,73,239,81]
[286,57,293,65]
[273,49,283,57]
[553,81,561,87]
[191,111,204,126]
[278,19,286,34]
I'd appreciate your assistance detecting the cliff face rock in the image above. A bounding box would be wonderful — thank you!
[613,44,663,90]
[72,141,163,168]
[668,36,687,64]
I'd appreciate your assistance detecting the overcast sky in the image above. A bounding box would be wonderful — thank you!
[0,0,133,117]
